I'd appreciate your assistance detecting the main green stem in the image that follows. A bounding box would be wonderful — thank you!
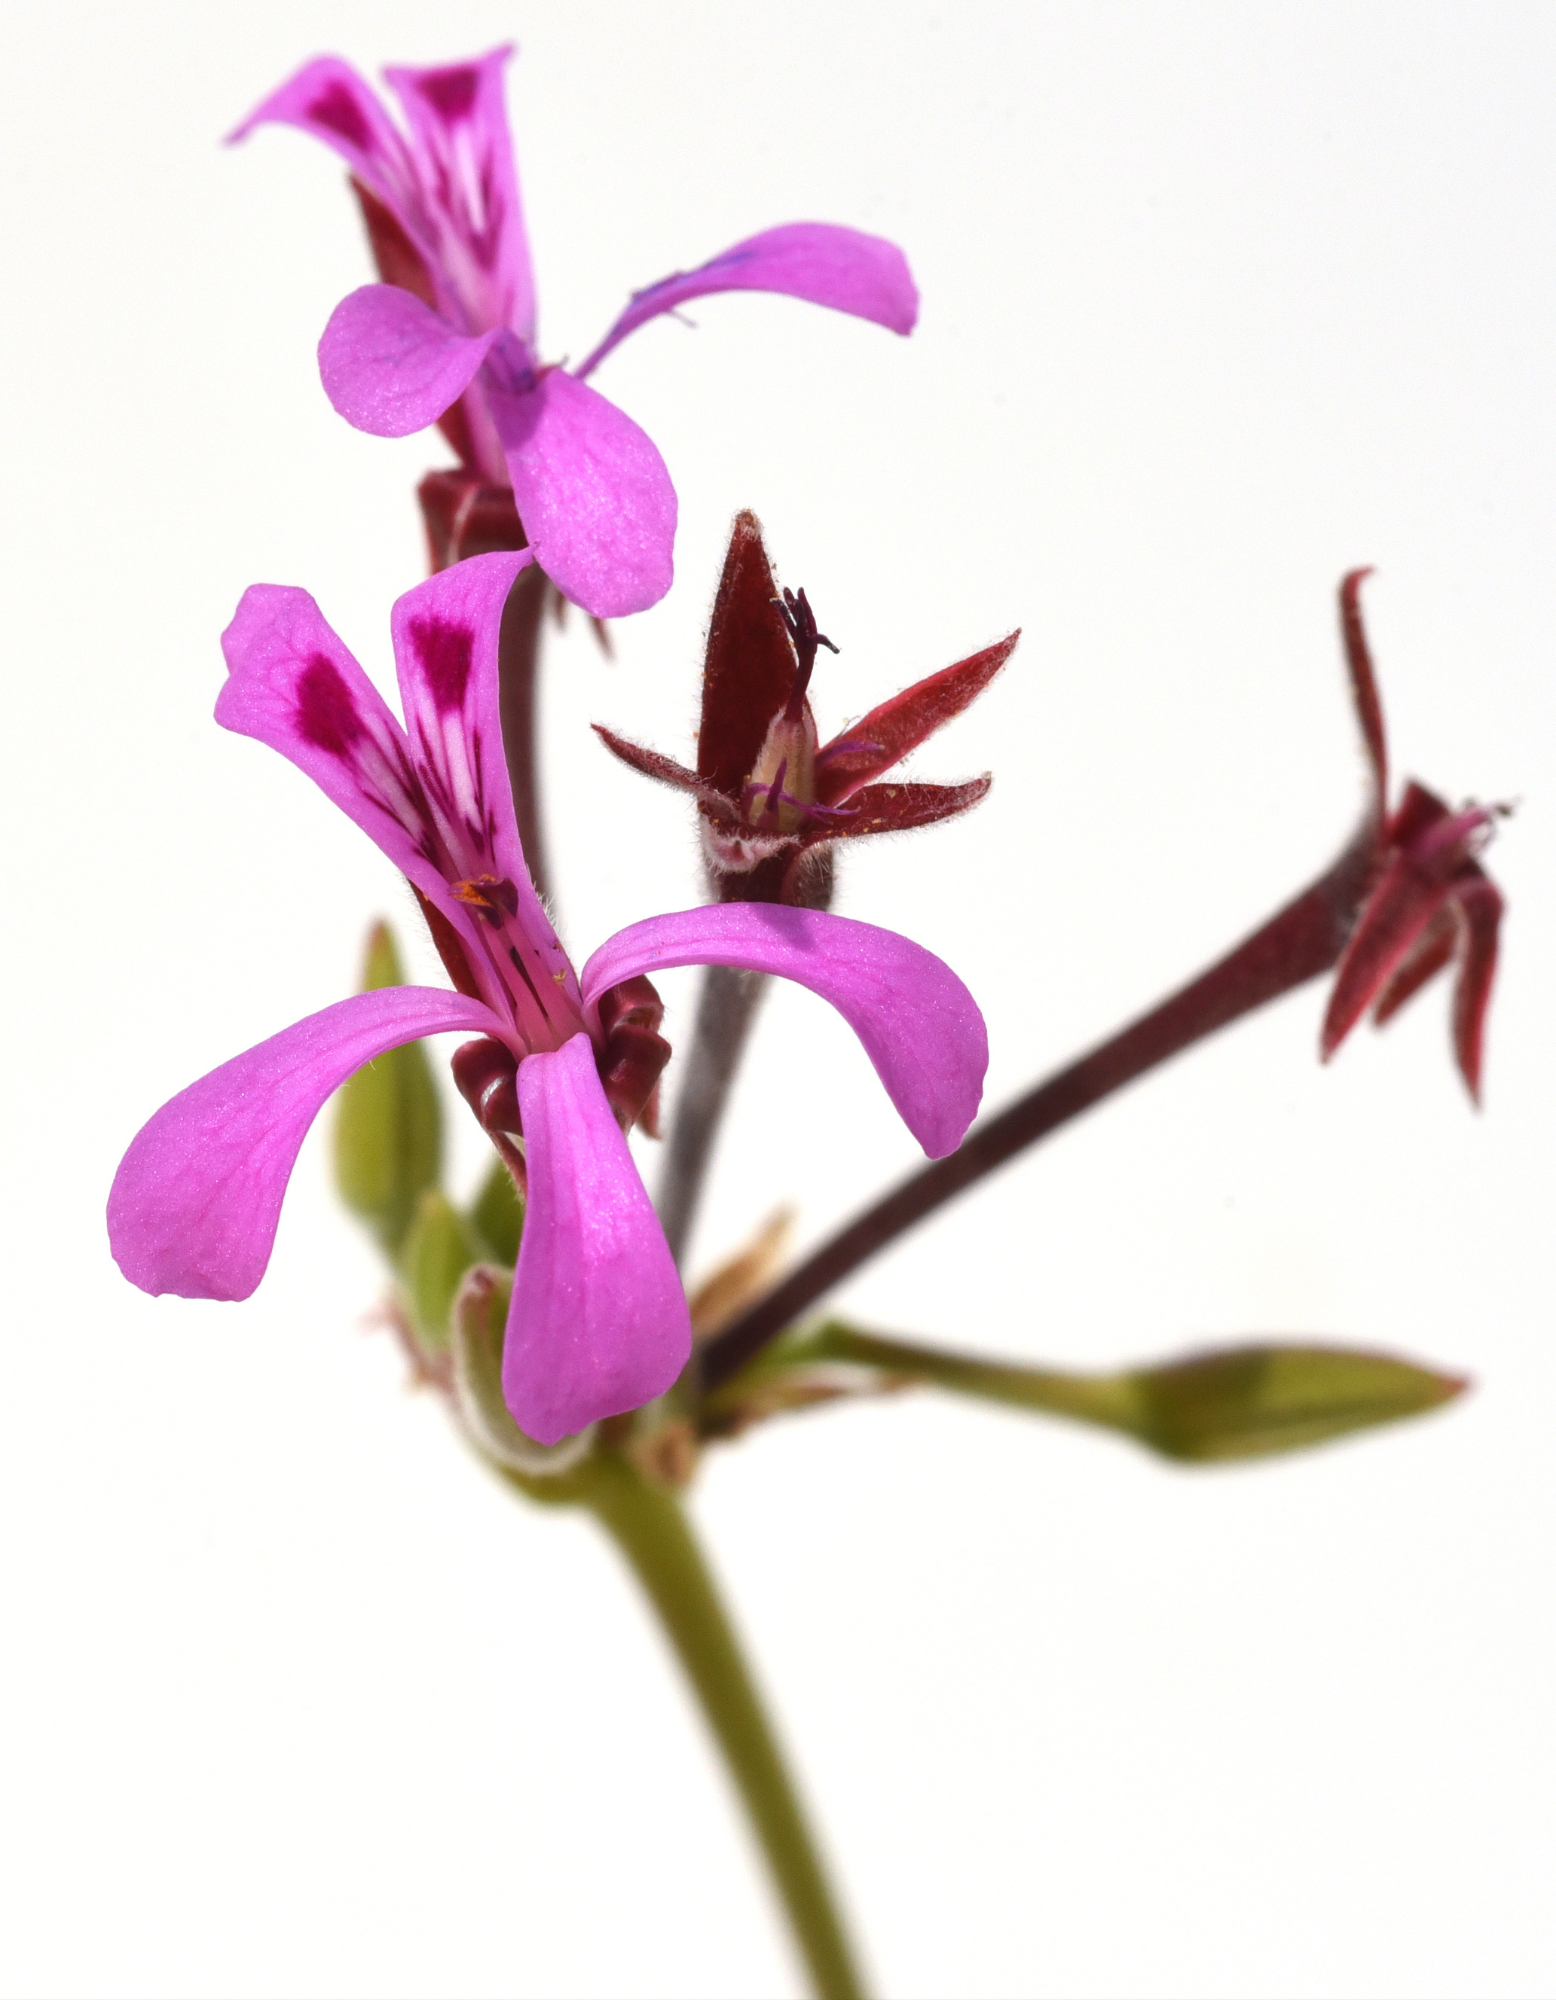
[580,1454,866,2000]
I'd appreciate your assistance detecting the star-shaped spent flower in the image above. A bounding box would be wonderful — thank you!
[596,510,1018,906]
[106,553,987,1445]
[1320,568,1506,1101]
[230,48,918,619]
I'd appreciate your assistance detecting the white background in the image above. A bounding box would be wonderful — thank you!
[2,4,1552,1996]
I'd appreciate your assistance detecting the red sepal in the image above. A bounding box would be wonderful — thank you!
[417,469,527,574]
[821,775,992,838]
[814,633,1018,806]
[698,511,797,797]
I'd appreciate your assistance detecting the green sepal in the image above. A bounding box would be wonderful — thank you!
[450,1266,596,1477]
[333,921,442,1256]
[734,1322,1466,1464]
[468,1155,524,1264]
[399,1189,484,1355]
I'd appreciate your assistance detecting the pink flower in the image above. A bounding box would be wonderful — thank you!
[1320,569,1506,1102]
[106,553,986,1444]
[230,48,918,620]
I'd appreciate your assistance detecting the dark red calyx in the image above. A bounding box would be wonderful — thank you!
[453,1037,521,1137]
[417,469,527,574]
[595,975,671,1133]
[411,884,484,1000]
[697,511,798,796]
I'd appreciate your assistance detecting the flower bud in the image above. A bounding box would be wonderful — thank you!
[1130,1343,1467,1461]
[333,921,442,1256]
[451,1266,596,1475]
[399,1190,485,1356]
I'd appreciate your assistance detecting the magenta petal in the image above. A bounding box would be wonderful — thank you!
[108,988,497,1302]
[319,285,499,437]
[218,582,482,966]
[228,57,425,252]
[503,1035,690,1444]
[577,222,920,378]
[388,556,585,1030]
[383,47,536,345]
[582,906,987,1158]
[486,369,676,617]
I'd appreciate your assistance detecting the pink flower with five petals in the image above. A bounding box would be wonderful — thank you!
[106,553,986,1444]
[230,47,918,618]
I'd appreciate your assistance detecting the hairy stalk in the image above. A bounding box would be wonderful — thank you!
[497,563,553,909]
[659,965,769,1262]
[581,1453,865,2000]
[698,825,1379,1392]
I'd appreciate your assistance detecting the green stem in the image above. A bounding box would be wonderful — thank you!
[579,1453,866,2000]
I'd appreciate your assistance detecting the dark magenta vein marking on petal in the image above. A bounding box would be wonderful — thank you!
[416,66,479,119]
[410,617,475,712]
[296,654,365,756]
[308,83,374,153]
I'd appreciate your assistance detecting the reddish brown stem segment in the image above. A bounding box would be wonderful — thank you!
[497,563,553,910]
[695,824,1379,1394]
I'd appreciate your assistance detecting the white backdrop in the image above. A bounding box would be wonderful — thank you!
[2,5,1552,1996]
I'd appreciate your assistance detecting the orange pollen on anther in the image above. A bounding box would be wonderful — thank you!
[451,876,502,907]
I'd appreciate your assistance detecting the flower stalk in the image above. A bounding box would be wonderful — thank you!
[572,1452,866,2000]
[696,822,1378,1393]
[658,964,769,1263]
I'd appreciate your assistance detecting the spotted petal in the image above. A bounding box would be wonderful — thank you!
[218,582,489,974]
[503,1034,690,1444]
[389,558,584,1035]
[383,47,535,345]
[577,223,920,379]
[487,368,676,618]
[582,905,987,1158]
[109,988,497,1301]
[319,285,500,437]
[228,56,429,265]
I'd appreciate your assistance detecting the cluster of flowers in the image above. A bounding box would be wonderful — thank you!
[108,46,993,1447]
[108,44,1505,1462]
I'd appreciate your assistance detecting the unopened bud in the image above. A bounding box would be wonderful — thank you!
[399,1190,485,1356]
[469,1156,525,1266]
[1130,1343,1467,1462]
[334,921,442,1257]
[451,1266,596,1475]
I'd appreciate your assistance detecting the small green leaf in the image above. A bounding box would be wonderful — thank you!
[450,1265,595,1476]
[469,1155,524,1265]
[1130,1344,1468,1461]
[399,1190,483,1355]
[772,1322,1466,1464]
[333,921,442,1255]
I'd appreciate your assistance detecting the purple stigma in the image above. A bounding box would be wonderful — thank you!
[777,587,839,721]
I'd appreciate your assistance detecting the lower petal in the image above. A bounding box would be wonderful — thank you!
[581,905,988,1159]
[108,987,497,1300]
[503,1034,690,1445]
[485,369,676,618]
[319,284,499,438]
